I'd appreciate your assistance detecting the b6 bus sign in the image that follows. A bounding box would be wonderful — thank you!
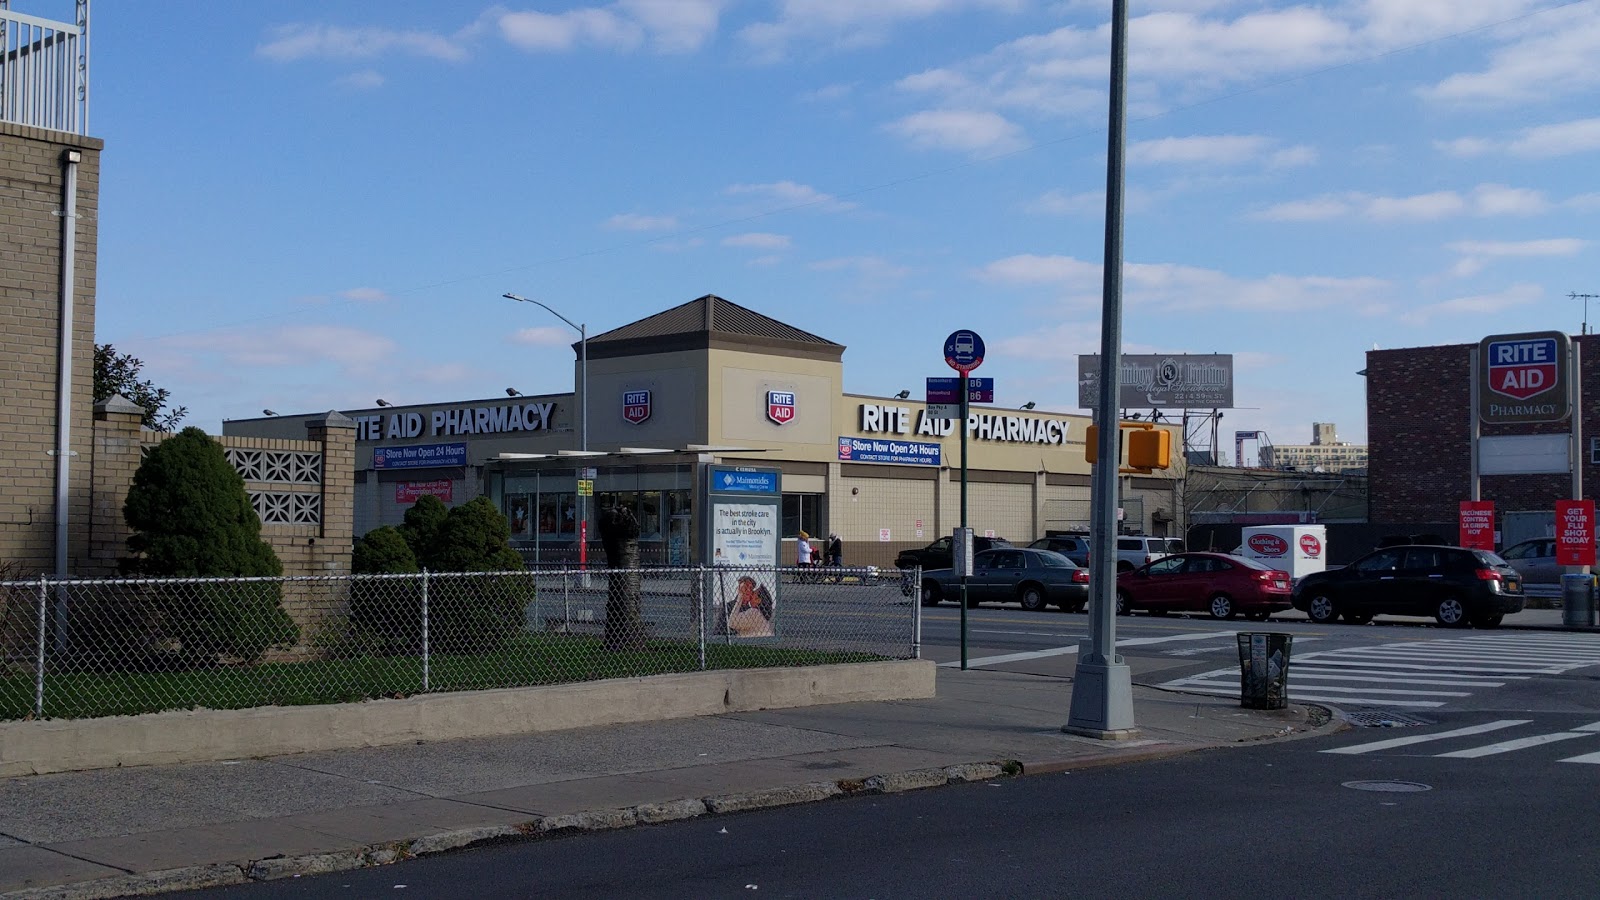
[1478,331,1571,424]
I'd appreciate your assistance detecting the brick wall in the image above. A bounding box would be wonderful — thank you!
[0,124,104,576]
[1367,336,1600,524]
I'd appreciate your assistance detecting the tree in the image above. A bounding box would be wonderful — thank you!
[599,504,646,652]
[119,427,296,664]
[401,495,449,564]
[93,343,187,431]
[347,526,421,655]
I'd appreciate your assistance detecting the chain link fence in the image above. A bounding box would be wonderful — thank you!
[0,566,916,722]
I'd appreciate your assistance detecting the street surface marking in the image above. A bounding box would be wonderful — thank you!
[1321,720,1531,755]
[1559,750,1600,764]
[941,630,1234,668]
[1571,721,1600,732]
[1434,731,1594,758]
[1160,632,1600,709]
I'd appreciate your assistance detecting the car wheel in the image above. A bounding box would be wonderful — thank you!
[1435,596,1468,627]
[919,582,942,607]
[1072,601,1088,614]
[1306,594,1339,624]
[1019,584,1046,612]
[1472,611,1505,629]
[1208,594,1236,620]
[1343,611,1374,625]
[1117,561,1134,573]
[1115,590,1131,616]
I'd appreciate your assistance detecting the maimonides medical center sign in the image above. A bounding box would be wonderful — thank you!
[1478,331,1572,425]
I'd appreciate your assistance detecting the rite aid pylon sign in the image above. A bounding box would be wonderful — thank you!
[1478,331,1571,425]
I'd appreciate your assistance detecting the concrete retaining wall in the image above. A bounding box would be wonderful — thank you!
[0,659,935,777]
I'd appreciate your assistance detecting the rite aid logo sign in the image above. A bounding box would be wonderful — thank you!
[1248,534,1287,557]
[622,390,652,425]
[1478,331,1571,424]
[767,391,796,426]
[1299,534,1322,558]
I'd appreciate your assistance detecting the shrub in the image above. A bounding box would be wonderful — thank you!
[424,497,529,654]
[115,427,298,666]
[347,526,422,655]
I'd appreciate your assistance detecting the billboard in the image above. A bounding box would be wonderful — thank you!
[1078,354,1234,409]
[1478,331,1571,424]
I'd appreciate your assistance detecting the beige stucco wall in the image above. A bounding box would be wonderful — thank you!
[587,349,709,450]
[707,348,843,455]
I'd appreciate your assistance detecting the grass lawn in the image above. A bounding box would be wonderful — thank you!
[0,633,886,721]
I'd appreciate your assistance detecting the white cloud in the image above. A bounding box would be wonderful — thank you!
[499,9,643,52]
[509,326,574,346]
[617,0,725,53]
[1438,117,1600,159]
[605,213,679,231]
[174,325,398,373]
[1422,5,1600,104]
[333,70,385,90]
[1400,284,1543,324]
[1446,237,1586,277]
[338,287,391,303]
[1568,193,1600,211]
[1128,134,1315,168]
[257,24,468,62]
[1254,184,1548,222]
[979,254,1389,313]
[885,109,1025,156]
[1024,189,1104,216]
[723,181,857,213]
[723,232,791,249]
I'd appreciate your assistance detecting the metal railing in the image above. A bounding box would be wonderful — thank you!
[0,565,915,721]
[1,2,89,134]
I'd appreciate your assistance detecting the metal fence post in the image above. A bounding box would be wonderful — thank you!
[912,573,922,660]
[420,569,430,692]
[35,575,48,719]
[696,565,707,671]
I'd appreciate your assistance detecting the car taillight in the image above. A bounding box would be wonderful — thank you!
[1143,554,1151,564]
[1475,568,1503,581]
[1073,570,1089,584]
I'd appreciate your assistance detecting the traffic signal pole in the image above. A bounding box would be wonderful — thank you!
[1067,0,1138,740]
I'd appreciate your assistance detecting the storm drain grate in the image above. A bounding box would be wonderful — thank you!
[1343,780,1432,793]
[1344,710,1435,728]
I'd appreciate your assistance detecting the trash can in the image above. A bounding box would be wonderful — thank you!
[1561,573,1596,629]
[1237,632,1294,710]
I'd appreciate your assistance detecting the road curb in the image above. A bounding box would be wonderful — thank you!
[0,731,1312,899]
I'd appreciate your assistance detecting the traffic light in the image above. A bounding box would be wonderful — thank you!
[1128,428,1172,470]
[1084,424,1122,464]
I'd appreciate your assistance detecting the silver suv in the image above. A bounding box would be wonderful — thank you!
[1116,536,1183,572]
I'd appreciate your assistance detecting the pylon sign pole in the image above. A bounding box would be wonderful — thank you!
[943,330,985,671]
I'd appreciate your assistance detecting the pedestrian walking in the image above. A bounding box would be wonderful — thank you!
[826,533,843,567]
[796,531,814,581]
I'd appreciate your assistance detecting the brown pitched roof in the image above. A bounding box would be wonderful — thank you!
[584,295,844,361]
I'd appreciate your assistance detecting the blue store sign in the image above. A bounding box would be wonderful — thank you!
[709,466,780,494]
[372,442,468,470]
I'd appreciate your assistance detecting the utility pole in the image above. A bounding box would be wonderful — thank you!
[1571,293,1599,336]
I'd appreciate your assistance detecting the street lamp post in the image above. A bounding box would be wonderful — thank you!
[502,293,586,451]
[504,292,589,572]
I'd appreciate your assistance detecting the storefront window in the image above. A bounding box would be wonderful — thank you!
[782,493,825,539]
[539,492,577,536]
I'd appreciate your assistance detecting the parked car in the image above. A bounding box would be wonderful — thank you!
[1028,534,1091,566]
[1495,537,1595,586]
[918,547,1089,612]
[1114,552,1292,620]
[1292,544,1524,628]
[896,534,1012,571]
[1116,535,1184,572]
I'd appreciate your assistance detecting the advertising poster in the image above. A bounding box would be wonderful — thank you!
[711,502,778,638]
[505,493,532,536]
[1458,500,1495,551]
[1556,500,1595,567]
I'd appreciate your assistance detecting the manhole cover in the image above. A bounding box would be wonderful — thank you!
[1344,710,1434,728]
[1342,780,1432,793]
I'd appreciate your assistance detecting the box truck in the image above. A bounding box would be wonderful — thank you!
[1239,525,1327,582]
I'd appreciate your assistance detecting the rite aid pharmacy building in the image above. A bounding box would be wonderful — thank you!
[224,295,1184,568]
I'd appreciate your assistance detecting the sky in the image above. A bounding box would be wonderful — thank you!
[58,0,1600,462]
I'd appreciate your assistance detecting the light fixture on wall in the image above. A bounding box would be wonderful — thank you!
[894,390,910,399]
[376,399,392,407]
[1021,401,1035,410]
[506,388,523,397]
[262,409,278,416]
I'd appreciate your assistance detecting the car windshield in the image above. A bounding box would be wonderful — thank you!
[1032,550,1076,568]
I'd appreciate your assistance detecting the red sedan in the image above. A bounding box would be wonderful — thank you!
[1115,552,1292,621]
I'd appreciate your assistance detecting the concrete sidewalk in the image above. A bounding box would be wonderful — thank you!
[0,668,1329,899]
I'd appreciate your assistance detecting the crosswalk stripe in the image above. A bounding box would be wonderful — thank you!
[1572,721,1600,732]
[1284,657,1560,674]
[1284,671,1506,686]
[1559,750,1600,764]
[1434,731,1595,758]
[1322,720,1531,755]
[1319,648,1600,664]
[1166,684,1444,707]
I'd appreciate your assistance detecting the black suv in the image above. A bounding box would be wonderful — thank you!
[1292,544,1524,628]
[1028,535,1091,566]
[896,535,1013,571]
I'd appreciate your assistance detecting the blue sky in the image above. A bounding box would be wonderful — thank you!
[65,0,1600,460]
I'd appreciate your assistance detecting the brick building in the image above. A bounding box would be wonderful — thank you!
[1366,335,1600,541]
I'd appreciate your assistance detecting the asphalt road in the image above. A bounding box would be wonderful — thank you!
[169,720,1600,900]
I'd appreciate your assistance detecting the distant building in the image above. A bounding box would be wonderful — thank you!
[1260,423,1368,473]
